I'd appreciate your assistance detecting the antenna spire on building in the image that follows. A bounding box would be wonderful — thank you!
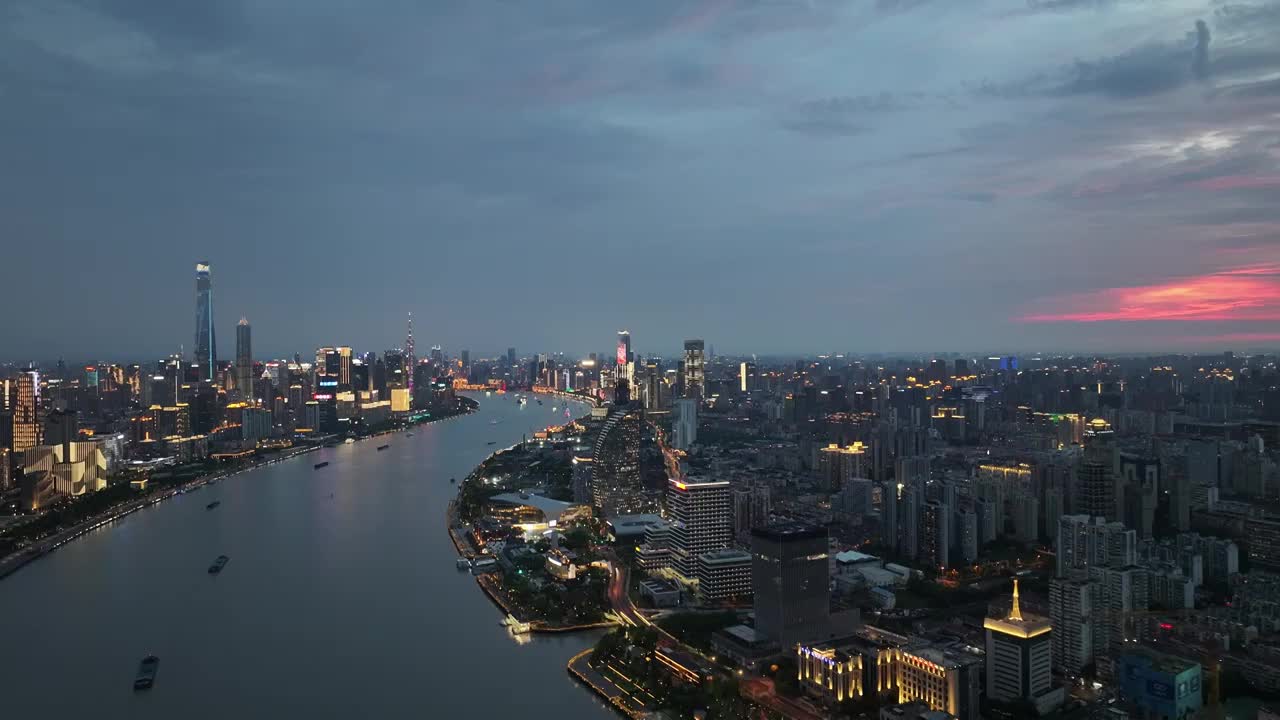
[1010,578,1023,621]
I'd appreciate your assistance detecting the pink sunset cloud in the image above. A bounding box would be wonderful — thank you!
[1021,264,1280,323]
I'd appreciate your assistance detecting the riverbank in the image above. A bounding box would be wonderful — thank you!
[0,398,480,582]
[567,649,647,720]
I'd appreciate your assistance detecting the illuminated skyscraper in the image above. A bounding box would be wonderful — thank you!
[235,317,253,402]
[985,580,1056,710]
[683,339,704,400]
[194,262,217,382]
[11,370,41,452]
[667,478,732,582]
[591,408,647,516]
[616,330,632,385]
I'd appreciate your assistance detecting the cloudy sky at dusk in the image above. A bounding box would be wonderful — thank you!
[2,0,1279,360]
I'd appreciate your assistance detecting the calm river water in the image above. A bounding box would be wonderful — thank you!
[0,393,612,719]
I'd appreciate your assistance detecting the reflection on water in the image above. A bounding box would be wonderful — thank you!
[0,395,611,719]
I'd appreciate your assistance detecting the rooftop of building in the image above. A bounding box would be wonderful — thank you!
[1120,647,1202,676]
[488,492,583,523]
[699,548,752,565]
[751,522,826,541]
[606,514,665,529]
[984,579,1052,639]
[835,550,879,564]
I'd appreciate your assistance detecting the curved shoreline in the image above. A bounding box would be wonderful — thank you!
[0,400,479,582]
[445,396,607,635]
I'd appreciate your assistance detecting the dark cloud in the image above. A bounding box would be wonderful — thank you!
[1193,19,1211,82]
[1056,38,1198,98]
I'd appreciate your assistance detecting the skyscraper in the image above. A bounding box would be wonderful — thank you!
[194,261,216,382]
[751,523,830,648]
[235,317,253,402]
[591,408,647,516]
[667,478,732,582]
[616,330,632,384]
[11,370,41,452]
[683,339,704,400]
[985,580,1057,711]
[672,397,697,450]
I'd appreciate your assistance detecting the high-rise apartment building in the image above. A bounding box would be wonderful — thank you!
[672,397,697,450]
[1076,420,1118,520]
[194,261,217,382]
[880,481,899,549]
[683,339,704,400]
[1048,578,1093,675]
[921,500,950,570]
[667,479,732,582]
[751,523,830,648]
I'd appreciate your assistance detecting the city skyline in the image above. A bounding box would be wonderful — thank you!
[2,1,1279,357]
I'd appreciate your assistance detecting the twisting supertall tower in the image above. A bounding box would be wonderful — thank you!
[405,312,415,398]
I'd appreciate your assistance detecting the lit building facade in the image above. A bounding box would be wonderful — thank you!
[668,479,732,582]
[591,408,649,516]
[985,581,1061,713]
[696,549,752,602]
[683,339,704,400]
[194,261,217,382]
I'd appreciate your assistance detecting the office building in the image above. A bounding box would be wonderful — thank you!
[733,485,771,540]
[235,317,253,401]
[797,626,910,706]
[591,408,648,516]
[897,646,982,720]
[616,330,632,385]
[985,580,1061,713]
[1116,649,1202,720]
[667,479,732,583]
[1076,420,1118,520]
[921,500,950,570]
[672,397,697,450]
[751,523,829,647]
[0,448,10,492]
[696,549,752,602]
[11,369,41,452]
[194,261,217,381]
[683,339,704,400]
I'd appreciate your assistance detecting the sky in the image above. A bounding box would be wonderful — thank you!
[2,0,1279,361]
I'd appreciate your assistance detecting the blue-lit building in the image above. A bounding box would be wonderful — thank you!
[1117,649,1202,720]
[194,262,217,381]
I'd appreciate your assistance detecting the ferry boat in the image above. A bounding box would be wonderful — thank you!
[133,655,160,691]
[344,438,355,445]
[377,444,389,451]
[517,397,527,406]
[208,555,230,574]
[314,461,329,469]
[205,500,220,510]
[486,441,497,446]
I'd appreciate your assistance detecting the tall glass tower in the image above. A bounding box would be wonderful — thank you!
[194,261,217,381]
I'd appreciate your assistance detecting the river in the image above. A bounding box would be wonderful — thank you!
[0,393,614,719]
